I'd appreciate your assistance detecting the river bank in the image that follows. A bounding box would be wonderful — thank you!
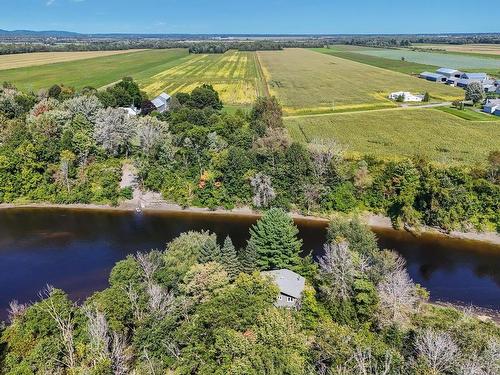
[1,200,499,246]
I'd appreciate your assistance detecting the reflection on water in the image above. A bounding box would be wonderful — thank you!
[0,207,499,320]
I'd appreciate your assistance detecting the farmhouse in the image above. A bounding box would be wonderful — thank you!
[388,91,424,102]
[151,92,171,113]
[483,99,500,114]
[262,269,305,308]
[436,68,463,79]
[419,71,447,83]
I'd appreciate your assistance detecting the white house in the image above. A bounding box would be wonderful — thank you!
[262,269,305,308]
[388,91,424,102]
[151,92,172,113]
[483,99,500,114]
[120,106,141,117]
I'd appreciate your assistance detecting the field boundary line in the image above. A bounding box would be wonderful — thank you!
[255,52,271,97]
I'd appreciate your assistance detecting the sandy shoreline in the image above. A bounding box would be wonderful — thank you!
[1,201,499,246]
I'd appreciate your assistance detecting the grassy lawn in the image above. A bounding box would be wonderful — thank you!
[257,49,462,114]
[436,106,500,122]
[0,49,190,92]
[285,107,500,165]
[139,50,267,105]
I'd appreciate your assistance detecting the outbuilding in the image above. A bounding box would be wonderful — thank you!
[262,269,305,309]
[436,68,463,79]
[420,72,447,83]
[483,99,500,114]
[151,92,172,113]
[460,72,488,81]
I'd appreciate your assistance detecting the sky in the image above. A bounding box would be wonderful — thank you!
[0,0,499,35]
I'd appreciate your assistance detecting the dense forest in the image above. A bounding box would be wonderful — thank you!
[0,79,498,233]
[1,210,499,374]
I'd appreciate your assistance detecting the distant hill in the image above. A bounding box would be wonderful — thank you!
[0,29,82,37]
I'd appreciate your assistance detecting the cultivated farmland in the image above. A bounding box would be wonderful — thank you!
[286,108,500,165]
[0,49,189,92]
[413,44,500,56]
[139,50,267,106]
[0,50,146,70]
[344,46,500,70]
[258,49,462,114]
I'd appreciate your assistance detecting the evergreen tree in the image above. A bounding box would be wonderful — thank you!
[239,242,257,274]
[198,235,221,264]
[220,236,241,279]
[248,208,303,270]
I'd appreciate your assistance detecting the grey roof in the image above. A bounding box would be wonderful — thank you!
[159,92,171,101]
[461,73,488,80]
[436,67,460,75]
[151,97,164,108]
[262,269,305,299]
[420,72,445,79]
[485,99,500,106]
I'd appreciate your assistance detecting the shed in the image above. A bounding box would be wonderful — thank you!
[151,92,172,113]
[262,269,305,308]
[420,72,447,83]
[436,68,462,78]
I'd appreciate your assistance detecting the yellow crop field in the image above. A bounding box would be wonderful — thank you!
[0,50,146,70]
[258,49,463,114]
[139,50,267,105]
[413,44,500,56]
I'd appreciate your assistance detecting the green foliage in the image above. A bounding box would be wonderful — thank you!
[220,236,241,279]
[248,208,303,271]
[327,216,378,257]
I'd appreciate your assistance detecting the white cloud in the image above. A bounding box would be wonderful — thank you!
[46,0,55,5]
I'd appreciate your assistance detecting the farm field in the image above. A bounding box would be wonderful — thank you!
[413,43,500,56]
[0,49,189,92]
[139,50,266,105]
[340,46,500,70]
[285,107,500,165]
[312,46,439,75]
[0,50,146,70]
[257,48,462,114]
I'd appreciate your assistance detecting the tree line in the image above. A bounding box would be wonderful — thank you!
[0,79,498,233]
[1,211,499,374]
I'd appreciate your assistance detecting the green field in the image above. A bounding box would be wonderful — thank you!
[140,50,267,105]
[0,49,266,107]
[334,45,500,72]
[313,46,440,75]
[0,49,190,92]
[258,48,462,114]
[286,108,500,165]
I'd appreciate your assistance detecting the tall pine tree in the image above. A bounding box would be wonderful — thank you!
[248,208,303,270]
[198,235,222,264]
[220,236,241,279]
[239,242,257,274]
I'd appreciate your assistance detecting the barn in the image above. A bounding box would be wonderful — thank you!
[419,72,447,83]
[436,68,463,79]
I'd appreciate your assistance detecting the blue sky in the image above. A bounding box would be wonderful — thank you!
[0,0,498,34]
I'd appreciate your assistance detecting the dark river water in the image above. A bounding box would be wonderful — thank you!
[0,208,499,320]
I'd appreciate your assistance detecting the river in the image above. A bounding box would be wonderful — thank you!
[0,207,499,320]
